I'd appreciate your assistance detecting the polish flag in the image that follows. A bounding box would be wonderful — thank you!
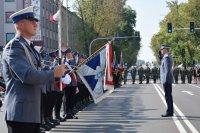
[50,10,60,22]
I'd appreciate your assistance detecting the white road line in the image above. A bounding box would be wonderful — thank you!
[153,84,187,133]
[190,84,200,89]
[181,91,194,96]
[155,84,199,133]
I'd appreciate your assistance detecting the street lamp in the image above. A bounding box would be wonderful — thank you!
[89,35,139,56]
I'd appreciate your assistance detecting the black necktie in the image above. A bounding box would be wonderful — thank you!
[30,42,40,63]
[30,42,35,50]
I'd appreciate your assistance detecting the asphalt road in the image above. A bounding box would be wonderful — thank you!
[1,81,200,133]
[49,81,200,133]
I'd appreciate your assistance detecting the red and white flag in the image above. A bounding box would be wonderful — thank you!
[50,10,60,22]
[105,43,113,85]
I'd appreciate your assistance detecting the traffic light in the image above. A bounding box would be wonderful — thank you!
[167,23,173,33]
[190,22,195,33]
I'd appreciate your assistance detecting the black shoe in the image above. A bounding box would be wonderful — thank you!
[65,115,78,119]
[73,116,78,119]
[49,118,60,125]
[161,113,173,117]
[56,116,65,122]
[45,121,55,128]
[40,124,51,131]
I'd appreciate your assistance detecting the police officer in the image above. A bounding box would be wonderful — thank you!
[180,67,186,84]
[145,65,151,84]
[151,66,158,83]
[160,45,174,117]
[130,66,137,84]
[138,66,144,84]
[63,48,78,119]
[2,6,67,133]
[187,67,193,84]
[173,66,179,84]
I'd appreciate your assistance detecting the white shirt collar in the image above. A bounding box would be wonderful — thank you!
[24,37,31,45]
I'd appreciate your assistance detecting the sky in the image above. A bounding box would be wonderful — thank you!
[65,0,188,62]
[126,0,188,62]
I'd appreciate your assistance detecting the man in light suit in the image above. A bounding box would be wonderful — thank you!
[2,6,67,133]
[160,45,174,117]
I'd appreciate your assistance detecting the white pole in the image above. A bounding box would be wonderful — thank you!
[58,1,62,64]
[66,0,69,46]
[58,0,63,90]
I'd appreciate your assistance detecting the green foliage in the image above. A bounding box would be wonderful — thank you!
[114,6,141,67]
[151,0,200,66]
[73,0,141,65]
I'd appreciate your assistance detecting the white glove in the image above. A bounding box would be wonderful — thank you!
[62,74,71,84]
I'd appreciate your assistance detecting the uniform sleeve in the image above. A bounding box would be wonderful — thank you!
[4,42,54,85]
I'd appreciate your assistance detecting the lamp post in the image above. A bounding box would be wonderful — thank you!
[89,35,139,56]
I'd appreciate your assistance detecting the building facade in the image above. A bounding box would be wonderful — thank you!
[0,0,82,52]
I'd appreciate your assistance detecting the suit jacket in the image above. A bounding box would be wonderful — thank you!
[2,35,54,123]
[160,53,174,84]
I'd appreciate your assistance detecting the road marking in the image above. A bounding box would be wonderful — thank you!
[190,84,200,89]
[181,91,194,96]
[154,84,199,133]
[153,84,187,133]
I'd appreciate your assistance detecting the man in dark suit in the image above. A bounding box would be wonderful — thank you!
[160,45,174,117]
[2,6,67,133]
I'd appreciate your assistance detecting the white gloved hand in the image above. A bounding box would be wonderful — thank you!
[62,74,71,84]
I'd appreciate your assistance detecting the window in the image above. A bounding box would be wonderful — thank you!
[5,11,14,23]
[6,33,15,43]
[5,0,14,2]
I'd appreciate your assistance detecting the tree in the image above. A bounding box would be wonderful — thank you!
[114,6,141,67]
[74,0,124,54]
[151,0,200,66]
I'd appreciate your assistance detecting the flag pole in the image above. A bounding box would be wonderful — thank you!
[58,0,63,90]
[76,39,114,68]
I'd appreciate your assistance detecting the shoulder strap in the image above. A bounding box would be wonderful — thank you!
[19,42,37,70]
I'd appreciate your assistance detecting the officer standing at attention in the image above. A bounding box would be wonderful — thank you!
[151,66,158,83]
[130,66,137,84]
[180,66,186,84]
[138,66,144,84]
[173,66,179,84]
[160,45,174,117]
[144,64,151,84]
[2,6,67,133]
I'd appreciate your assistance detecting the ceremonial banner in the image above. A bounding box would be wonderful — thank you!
[77,44,114,103]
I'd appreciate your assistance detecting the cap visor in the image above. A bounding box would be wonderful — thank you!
[27,18,39,22]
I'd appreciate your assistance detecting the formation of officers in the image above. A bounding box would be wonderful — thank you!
[39,48,92,132]
[113,64,200,86]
